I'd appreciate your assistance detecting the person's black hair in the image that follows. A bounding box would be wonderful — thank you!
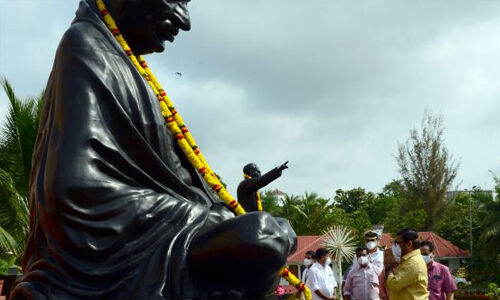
[397,228,420,249]
[305,250,315,257]
[356,246,368,254]
[314,248,329,260]
[420,240,434,252]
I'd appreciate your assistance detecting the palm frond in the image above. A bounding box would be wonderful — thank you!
[0,77,43,197]
[0,168,29,255]
[0,227,20,255]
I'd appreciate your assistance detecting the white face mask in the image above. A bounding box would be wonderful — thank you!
[325,257,332,265]
[304,258,312,266]
[392,244,401,263]
[366,241,377,250]
[422,254,433,264]
[357,256,369,266]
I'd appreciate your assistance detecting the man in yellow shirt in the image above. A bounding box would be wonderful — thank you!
[387,228,429,300]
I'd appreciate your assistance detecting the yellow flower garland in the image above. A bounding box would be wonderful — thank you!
[94,1,310,298]
[95,0,244,216]
[243,174,263,211]
[281,268,312,300]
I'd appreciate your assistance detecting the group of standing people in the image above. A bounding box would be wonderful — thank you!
[300,228,457,300]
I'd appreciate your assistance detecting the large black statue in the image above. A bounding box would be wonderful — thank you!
[237,162,288,212]
[10,1,296,299]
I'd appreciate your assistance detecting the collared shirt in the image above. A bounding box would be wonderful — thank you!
[306,262,337,300]
[352,248,384,275]
[427,261,457,300]
[302,266,311,284]
[344,263,380,300]
[387,249,429,300]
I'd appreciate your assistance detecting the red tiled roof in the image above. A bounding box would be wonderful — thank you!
[379,232,469,258]
[288,232,469,263]
[287,236,324,263]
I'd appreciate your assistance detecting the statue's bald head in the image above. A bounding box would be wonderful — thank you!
[243,163,261,178]
[104,0,191,55]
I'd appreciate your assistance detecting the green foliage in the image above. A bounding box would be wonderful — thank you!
[478,174,500,258]
[0,78,42,260]
[435,178,499,282]
[263,191,373,238]
[261,191,281,213]
[0,78,43,198]
[436,192,480,251]
[365,182,399,225]
[0,168,29,255]
[396,110,458,230]
[334,187,376,213]
[0,255,16,275]
[486,283,500,300]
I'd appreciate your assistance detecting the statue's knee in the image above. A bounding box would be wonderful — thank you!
[237,213,295,257]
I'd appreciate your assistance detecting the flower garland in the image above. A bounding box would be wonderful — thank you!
[95,0,244,216]
[243,174,263,211]
[281,268,312,300]
[94,1,310,299]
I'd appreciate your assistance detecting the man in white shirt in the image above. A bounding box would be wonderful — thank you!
[302,250,316,284]
[306,248,337,300]
[344,246,380,300]
[351,230,384,275]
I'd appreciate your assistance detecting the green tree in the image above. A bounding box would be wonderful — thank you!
[367,180,400,225]
[0,78,42,257]
[396,110,458,230]
[334,187,376,214]
[260,190,281,214]
[478,174,500,258]
[283,193,337,235]
[436,192,481,251]
[436,183,499,282]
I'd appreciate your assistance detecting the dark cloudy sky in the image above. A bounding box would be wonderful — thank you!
[1,1,499,198]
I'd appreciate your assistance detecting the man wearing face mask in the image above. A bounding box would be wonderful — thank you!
[420,241,457,300]
[302,250,316,284]
[306,248,338,300]
[387,228,429,300]
[344,246,380,300]
[351,230,384,276]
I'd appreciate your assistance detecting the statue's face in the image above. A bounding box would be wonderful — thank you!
[117,0,191,55]
[243,163,261,178]
[248,165,261,178]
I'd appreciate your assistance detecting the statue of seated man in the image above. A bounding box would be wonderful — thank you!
[10,0,296,299]
[237,162,289,212]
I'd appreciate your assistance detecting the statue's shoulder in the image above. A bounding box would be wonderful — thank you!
[58,18,115,57]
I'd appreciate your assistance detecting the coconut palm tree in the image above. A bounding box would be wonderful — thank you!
[0,78,42,257]
[0,168,28,256]
[479,173,500,257]
[322,225,357,300]
[0,78,43,197]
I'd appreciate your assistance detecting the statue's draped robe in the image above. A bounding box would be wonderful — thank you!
[11,1,226,299]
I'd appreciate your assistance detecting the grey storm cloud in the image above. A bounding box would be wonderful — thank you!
[1,0,499,197]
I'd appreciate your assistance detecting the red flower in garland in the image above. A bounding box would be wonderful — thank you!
[282,269,290,277]
[297,283,306,292]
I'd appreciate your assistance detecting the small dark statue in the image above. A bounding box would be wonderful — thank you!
[237,162,289,212]
[10,0,296,299]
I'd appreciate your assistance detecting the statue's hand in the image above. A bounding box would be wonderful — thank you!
[206,202,234,227]
[278,161,289,171]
